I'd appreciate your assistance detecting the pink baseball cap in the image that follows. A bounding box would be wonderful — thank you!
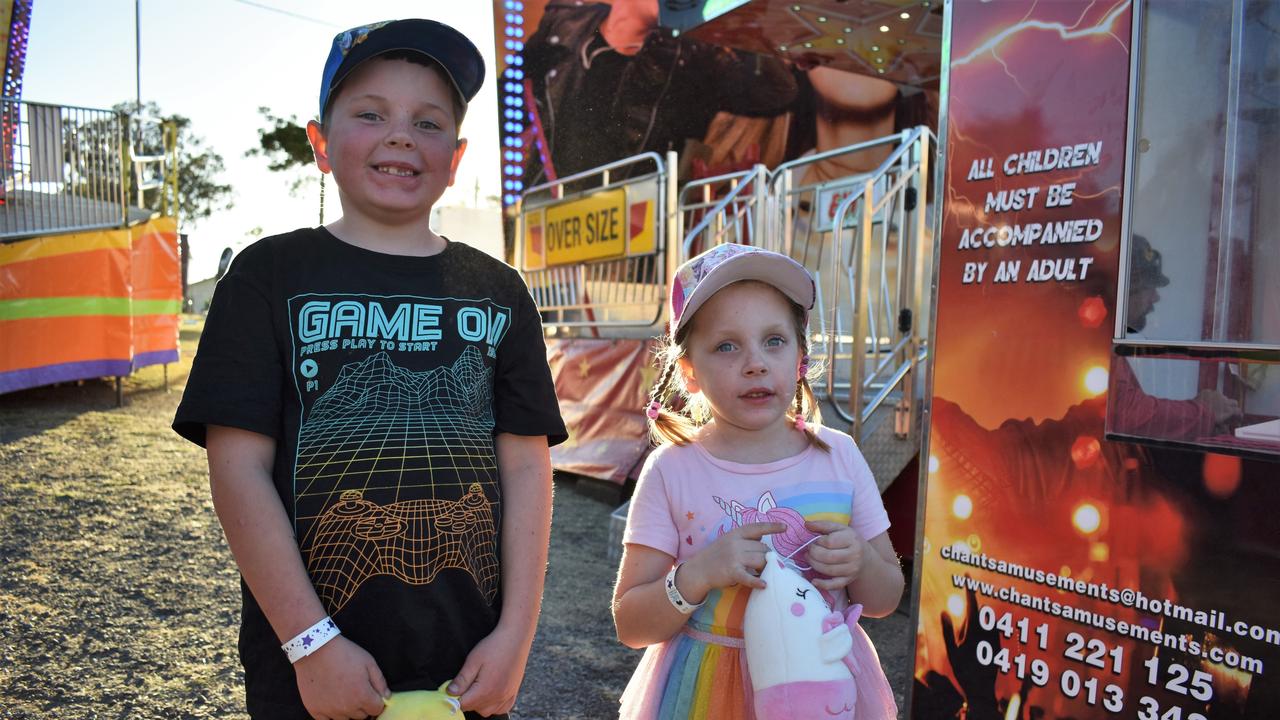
[669,243,815,336]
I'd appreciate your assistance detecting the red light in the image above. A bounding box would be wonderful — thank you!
[1071,435,1101,468]
[1203,453,1242,498]
[1078,296,1107,328]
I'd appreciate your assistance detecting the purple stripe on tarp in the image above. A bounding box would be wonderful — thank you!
[132,349,178,371]
[0,359,134,395]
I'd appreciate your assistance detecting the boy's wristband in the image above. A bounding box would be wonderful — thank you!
[664,563,704,615]
[281,616,340,664]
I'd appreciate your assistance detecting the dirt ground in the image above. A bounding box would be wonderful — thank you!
[0,317,912,719]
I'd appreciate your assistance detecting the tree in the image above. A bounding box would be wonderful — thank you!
[246,107,326,221]
[246,106,318,197]
[114,101,233,225]
[246,106,312,173]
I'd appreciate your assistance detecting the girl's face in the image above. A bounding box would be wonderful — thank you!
[679,281,802,439]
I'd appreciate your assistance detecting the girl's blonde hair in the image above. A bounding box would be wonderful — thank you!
[645,281,830,452]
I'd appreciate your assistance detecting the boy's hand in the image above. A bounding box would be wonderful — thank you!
[449,623,534,717]
[804,520,865,591]
[683,521,787,599]
[294,635,389,720]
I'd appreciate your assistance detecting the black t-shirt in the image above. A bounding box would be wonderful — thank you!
[173,228,566,718]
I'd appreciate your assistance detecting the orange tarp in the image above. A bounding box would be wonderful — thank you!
[0,216,182,394]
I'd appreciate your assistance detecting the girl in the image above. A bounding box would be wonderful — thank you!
[613,243,902,719]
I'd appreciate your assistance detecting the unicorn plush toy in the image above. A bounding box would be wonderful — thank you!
[743,550,867,720]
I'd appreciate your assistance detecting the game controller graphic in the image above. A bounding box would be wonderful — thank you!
[304,484,499,612]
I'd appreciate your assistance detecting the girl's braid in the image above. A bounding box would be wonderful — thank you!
[645,349,681,419]
[793,333,811,430]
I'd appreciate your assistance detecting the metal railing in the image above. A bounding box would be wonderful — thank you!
[0,97,179,242]
[767,131,912,374]
[0,98,127,239]
[517,151,677,332]
[127,114,178,217]
[821,127,935,441]
[676,163,771,263]
[514,128,936,449]
[662,128,936,444]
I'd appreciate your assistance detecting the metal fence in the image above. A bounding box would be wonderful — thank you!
[665,129,936,443]
[0,97,177,243]
[517,152,676,333]
[676,164,770,263]
[820,128,934,439]
[128,114,178,216]
[514,128,936,447]
[0,98,127,239]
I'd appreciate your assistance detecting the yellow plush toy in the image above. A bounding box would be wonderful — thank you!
[378,681,462,719]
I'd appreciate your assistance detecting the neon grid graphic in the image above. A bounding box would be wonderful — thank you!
[294,348,501,611]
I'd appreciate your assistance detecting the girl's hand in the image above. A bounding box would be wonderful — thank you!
[804,520,865,591]
[682,521,787,601]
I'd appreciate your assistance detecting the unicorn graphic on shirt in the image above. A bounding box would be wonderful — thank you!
[714,491,819,565]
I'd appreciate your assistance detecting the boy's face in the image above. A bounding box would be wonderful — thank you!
[307,57,467,227]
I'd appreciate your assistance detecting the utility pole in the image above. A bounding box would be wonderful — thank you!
[135,0,142,110]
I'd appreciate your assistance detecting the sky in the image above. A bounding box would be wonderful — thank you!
[23,0,500,282]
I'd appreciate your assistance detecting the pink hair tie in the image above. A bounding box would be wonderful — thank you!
[794,416,807,432]
[646,400,661,420]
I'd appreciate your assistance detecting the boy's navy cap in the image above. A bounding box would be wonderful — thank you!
[318,19,486,118]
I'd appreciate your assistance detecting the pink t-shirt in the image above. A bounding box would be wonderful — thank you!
[623,424,890,632]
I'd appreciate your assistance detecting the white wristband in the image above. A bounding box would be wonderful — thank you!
[281,616,340,664]
[664,563,703,615]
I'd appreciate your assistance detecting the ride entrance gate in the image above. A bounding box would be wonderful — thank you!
[517,152,676,335]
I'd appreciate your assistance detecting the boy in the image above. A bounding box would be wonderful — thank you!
[173,19,566,720]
